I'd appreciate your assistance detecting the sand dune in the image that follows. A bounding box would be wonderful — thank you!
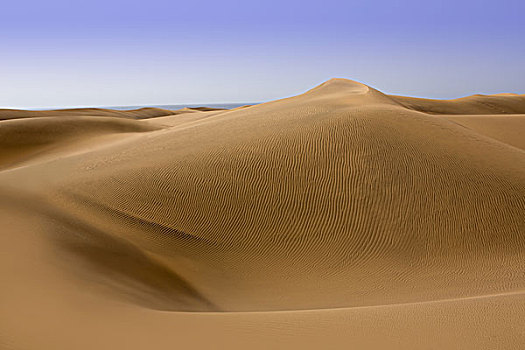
[0,116,161,169]
[444,114,525,150]
[1,79,524,349]
[0,106,179,121]
[390,93,525,114]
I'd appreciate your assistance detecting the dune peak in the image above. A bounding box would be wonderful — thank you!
[306,78,371,95]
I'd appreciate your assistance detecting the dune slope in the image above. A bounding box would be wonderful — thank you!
[1,79,524,349]
[0,107,176,121]
[0,116,161,169]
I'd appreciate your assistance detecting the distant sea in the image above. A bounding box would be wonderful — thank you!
[108,103,255,111]
[19,103,257,111]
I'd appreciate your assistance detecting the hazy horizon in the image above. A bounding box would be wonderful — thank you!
[2,0,524,109]
[9,102,256,111]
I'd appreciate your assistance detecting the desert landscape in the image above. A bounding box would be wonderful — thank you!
[1,78,525,349]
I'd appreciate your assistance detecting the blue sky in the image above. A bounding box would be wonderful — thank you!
[1,0,524,108]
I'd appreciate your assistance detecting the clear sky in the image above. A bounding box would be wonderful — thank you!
[1,0,524,108]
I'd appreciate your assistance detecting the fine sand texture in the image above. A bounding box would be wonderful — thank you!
[1,79,525,349]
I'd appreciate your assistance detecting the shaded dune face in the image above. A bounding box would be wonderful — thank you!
[1,79,525,313]
[0,116,161,169]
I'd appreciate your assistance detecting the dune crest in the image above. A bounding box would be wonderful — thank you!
[305,78,370,94]
[1,79,525,349]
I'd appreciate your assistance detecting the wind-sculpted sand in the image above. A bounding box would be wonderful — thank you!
[1,79,524,349]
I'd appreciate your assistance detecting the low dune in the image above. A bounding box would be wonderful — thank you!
[0,106,179,121]
[0,116,161,169]
[390,93,525,114]
[1,79,524,349]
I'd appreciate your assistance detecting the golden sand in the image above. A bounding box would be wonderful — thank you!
[1,79,524,349]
